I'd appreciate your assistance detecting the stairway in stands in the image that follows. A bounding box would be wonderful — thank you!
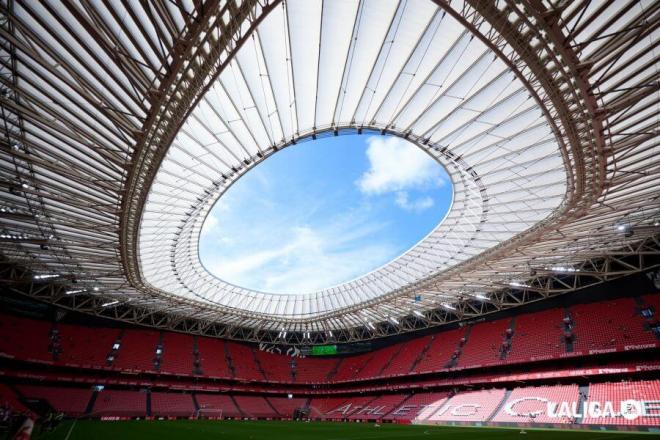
[224,343,236,379]
[563,308,575,353]
[445,326,471,368]
[487,389,512,422]
[575,385,590,424]
[409,336,434,372]
[499,318,515,360]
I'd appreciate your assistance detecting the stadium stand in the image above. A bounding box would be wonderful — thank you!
[412,331,464,374]
[582,380,660,426]
[17,385,92,417]
[430,388,506,422]
[394,392,450,421]
[232,396,277,418]
[57,323,120,369]
[160,333,195,376]
[380,338,428,377]
[0,384,29,415]
[150,392,195,418]
[1,295,659,388]
[0,314,52,364]
[458,320,511,368]
[196,337,232,379]
[111,330,159,372]
[491,384,580,424]
[266,397,307,418]
[292,357,339,383]
[93,390,146,417]
[332,352,374,382]
[571,298,656,353]
[506,308,566,362]
[226,343,263,381]
[195,394,241,418]
[255,350,293,382]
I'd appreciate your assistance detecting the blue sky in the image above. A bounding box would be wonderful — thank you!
[199,134,452,294]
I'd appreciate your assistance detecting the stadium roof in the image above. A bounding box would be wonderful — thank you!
[0,0,658,343]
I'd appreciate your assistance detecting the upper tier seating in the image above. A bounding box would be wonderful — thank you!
[571,298,656,353]
[583,380,660,426]
[160,333,194,376]
[412,331,464,374]
[196,337,232,378]
[226,343,263,381]
[380,338,428,377]
[150,392,195,417]
[18,385,92,416]
[332,353,374,382]
[112,330,159,372]
[0,314,51,364]
[255,350,292,382]
[355,345,400,380]
[430,388,506,422]
[93,390,146,416]
[507,308,566,362]
[293,357,339,383]
[1,294,658,386]
[491,384,580,423]
[458,320,510,368]
[57,323,120,368]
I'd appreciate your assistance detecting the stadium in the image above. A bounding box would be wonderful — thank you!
[0,0,659,439]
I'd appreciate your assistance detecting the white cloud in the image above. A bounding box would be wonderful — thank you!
[357,136,445,194]
[395,192,434,212]
[205,215,395,294]
[200,213,218,236]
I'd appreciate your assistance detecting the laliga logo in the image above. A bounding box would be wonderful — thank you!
[620,400,643,421]
[505,397,645,421]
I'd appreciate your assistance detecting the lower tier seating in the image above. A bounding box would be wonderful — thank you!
[18,385,92,416]
[150,392,195,417]
[491,384,580,423]
[583,380,660,426]
[3,380,660,426]
[430,388,506,422]
[93,390,146,417]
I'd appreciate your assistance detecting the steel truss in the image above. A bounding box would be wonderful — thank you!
[0,0,658,344]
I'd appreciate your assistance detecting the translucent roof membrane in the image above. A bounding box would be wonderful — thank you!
[138,0,566,318]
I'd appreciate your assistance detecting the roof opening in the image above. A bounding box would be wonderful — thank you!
[199,133,452,294]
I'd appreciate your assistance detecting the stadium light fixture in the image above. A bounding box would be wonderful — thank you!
[389,316,399,325]
[474,293,489,301]
[101,300,119,307]
[413,310,424,318]
[33,273,60,280]
[509,281,530,288]
[441,303,456,311]
[65,289,86,295]
[367,322,375,330]
[549,266,579,273]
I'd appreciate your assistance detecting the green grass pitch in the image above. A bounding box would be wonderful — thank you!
[27,420,660,440]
